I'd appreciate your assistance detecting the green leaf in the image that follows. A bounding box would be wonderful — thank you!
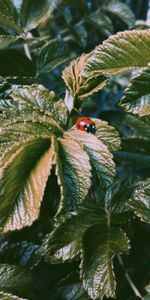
[85,13,113,36]
[0,137,55,232]
[93,118,121,152]
[65,129,116,188]
[120,69,150,117]
[83,30,150,77]
[129,180,150,224]
[62,54,107,109]
[0,291,28,300]
[0,50,36,80]
[0,78,13,99]
[106,0,135,28]
[80,225,130,299]
[37,40,70,76]
[0,35,22,50]
[56,137,92,211]
[109,178,136,224]
[11,84,68,126]
[43,201,106,262]
[0,263,33,298]
[0,0,22,33]
[121,137,150,156]
[20,0,54,32]
[71,23,87,48]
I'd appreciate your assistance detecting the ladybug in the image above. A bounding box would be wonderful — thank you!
[76,117,96,133]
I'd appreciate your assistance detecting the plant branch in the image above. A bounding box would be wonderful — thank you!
[117,254,143,300]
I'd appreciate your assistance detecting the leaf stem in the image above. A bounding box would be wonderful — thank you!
[117,254,143,300]
[24,43,32,60]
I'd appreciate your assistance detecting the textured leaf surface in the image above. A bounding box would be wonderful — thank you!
[0,291,27,300]
[65,129,116,188]
[109,178,136,224]
[37,40,70,75]
[62,54,106,106]
[20,0,54,32]
[0,263,33,298]
[120,69,150,116]
[129,180,150,223]
[83,30,150,77]
[80,225,130,299]
[93,118,121,152]
[56,138,92,211]
[43,201,106,262]
[106,0,135,28]
[0,0,22,33]
[0,137,55,232]
[11,84,68,126]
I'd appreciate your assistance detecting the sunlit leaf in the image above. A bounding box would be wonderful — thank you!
[80,225,130,299]
[62,54,107,109]
[0,291,28,300]
[120,69,150,116]
[93,118,121,152]
[83,30,150,77]
[0,137,55,232]
[65,129,116,188]
[56,137,92,211]
[11,84,68,125]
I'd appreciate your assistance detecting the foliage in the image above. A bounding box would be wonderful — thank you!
[0,1,150,300]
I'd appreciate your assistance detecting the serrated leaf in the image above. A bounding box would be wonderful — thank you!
[0,137,55,232]
[93,118,121,152]
[56,138,92,211]
[0,0,22,33]
[106,0,135,28]
[20,0,54,32]
[43,201,106,262]
[62,54,107,106]
[80,225,130,299]
[0,291,28,300]
[83,30,150,77]
[129,180,150,223]
[120,69,150,116]
[0,263,33,298]
[65,129,116,188]
[11,84,68,126]
[37,40,70,75]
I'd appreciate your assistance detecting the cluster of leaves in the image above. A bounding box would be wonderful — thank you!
[0,1,150,300]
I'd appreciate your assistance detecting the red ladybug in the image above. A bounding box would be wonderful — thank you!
[76,117,96,133]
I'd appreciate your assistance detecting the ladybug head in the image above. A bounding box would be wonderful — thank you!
[85,123,96,134]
